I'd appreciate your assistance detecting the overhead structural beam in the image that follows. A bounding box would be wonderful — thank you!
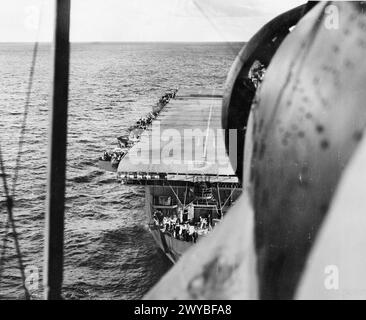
[44,0,71,300]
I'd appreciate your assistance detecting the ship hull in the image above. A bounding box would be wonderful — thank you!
[98,159,117,172]
[145,186,192,263]
[144,185,241,263]
[149,225,193,263]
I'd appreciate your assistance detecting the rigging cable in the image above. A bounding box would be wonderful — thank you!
[0,4,43,299]
[0,146,30,299]
[12,41,39,196]
[192,0,240,57]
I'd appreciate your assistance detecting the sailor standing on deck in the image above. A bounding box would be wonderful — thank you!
[175,224,180,239]
[162,216,167,231]
[188,224,195,242]
[193,228,198,243]
[200,216,208,229]
[179,224,183,239]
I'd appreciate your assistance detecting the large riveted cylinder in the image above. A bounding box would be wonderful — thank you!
[250,1,366,299]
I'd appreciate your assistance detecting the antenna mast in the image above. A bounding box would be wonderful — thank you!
[44,0,71,300]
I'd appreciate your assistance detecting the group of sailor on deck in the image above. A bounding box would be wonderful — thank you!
[153,208,212,243]
[128,89,177,133]
[100,89,178,167]
[158,89,177,105]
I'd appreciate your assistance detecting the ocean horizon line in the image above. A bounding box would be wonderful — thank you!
[0,40,247,44]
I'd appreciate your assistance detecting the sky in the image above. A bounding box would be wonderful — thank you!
[0,0,306,42]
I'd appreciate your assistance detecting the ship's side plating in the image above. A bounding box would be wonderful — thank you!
[145,183,241,263]
[145,186,191,263]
